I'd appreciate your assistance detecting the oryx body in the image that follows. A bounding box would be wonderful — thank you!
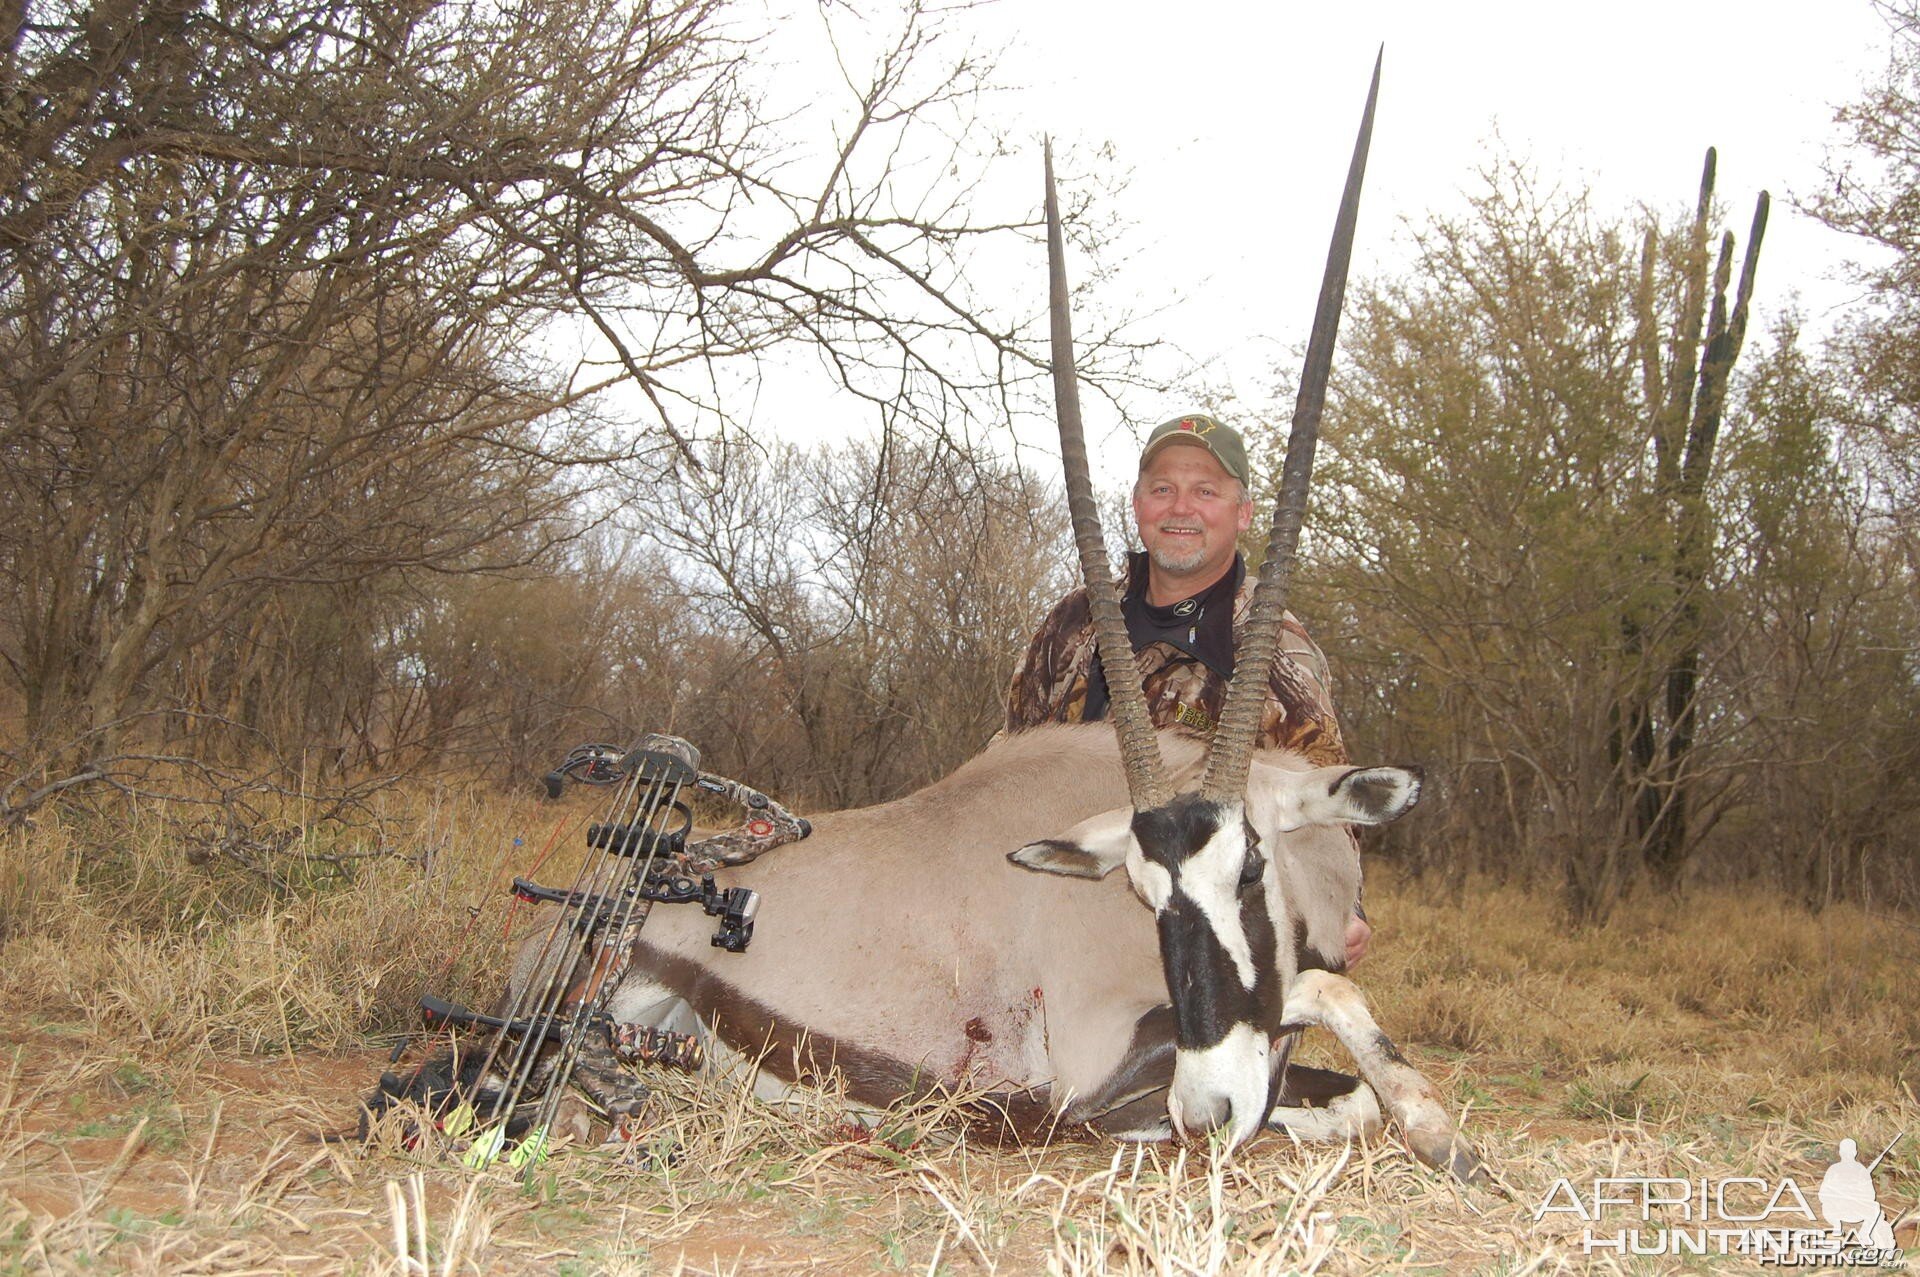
[584,724,1367,1137]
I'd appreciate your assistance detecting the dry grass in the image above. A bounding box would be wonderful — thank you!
[1,784,1916,1274]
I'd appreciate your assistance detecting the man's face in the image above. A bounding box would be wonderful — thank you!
[1132,443,1252,587]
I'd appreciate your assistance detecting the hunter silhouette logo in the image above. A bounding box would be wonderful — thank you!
[1533,1132,1908,1265]
[1822,1138,1901,1252]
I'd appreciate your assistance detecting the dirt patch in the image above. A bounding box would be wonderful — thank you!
[6,1019,1916,1275]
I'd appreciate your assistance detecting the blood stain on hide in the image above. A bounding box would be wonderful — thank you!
[953,1016,995,1087]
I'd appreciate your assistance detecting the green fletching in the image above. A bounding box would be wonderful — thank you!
[506,1127,549,1171]
[462,1124,506,1170]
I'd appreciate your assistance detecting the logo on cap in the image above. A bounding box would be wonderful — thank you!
[1143,413,1249,487]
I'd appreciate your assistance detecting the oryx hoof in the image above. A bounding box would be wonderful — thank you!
[573,1053,654,1120]
[610,1127,684,1172]
[1406,1125,1492,1187]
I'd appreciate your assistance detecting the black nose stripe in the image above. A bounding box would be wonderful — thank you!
[1131,793,1283,1047]
[1159,898,1243,1049]
[1158,892,1282,1049]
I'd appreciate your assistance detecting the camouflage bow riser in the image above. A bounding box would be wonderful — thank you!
[375,734,809,1170]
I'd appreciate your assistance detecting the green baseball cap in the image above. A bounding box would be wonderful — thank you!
[1139,413,1250,487]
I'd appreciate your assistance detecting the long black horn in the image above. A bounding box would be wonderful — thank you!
[1201,49,1381,802]
[1045,139,1172,810]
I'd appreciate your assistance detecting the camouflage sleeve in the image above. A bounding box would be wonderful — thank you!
[1006,588,1094,733]
[1279,613,1337,714]
[1260,611,1349,766]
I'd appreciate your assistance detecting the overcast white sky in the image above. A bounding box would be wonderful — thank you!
[973,0,1896,461]
[640,0,1902,474]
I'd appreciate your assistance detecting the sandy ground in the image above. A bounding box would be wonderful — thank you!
[5,1012,1915,1276]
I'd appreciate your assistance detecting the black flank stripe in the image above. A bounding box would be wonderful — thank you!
[631,944,1067,1143]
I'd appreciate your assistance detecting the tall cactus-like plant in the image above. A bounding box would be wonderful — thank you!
[1623,150,1770,890]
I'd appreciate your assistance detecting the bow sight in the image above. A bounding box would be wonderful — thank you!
[541,742,626,797]
[394,732,807,1171]
[511,871,760,952]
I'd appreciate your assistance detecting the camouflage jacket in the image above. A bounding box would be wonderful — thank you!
[1004,555,1349,766]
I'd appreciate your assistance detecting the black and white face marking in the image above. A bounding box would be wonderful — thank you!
[1008,793,1288,1146]
[1005,761,1425,1150]
[1128,794,1285,1147]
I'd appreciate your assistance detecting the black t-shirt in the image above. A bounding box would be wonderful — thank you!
[1082,553,1243,722]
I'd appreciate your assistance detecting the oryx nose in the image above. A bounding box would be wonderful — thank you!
[1173,1094,1234,1139]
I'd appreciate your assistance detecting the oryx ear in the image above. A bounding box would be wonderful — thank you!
[1249,763,1424,830]
[1329,766,1423,824]
[1008,806,1137,879]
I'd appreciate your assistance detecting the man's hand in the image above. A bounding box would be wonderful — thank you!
[1344,910,1372,969]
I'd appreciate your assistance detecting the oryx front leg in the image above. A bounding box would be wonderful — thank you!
[1264,1061,1383,1144]
[1280,970,1489,1185]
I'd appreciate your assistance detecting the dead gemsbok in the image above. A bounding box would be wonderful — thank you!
[384,54,1486,1184]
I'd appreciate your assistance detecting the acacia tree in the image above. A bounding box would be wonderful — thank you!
[1807,0,1920,570]
[0,0,1063,782]
[632,436,1066,806]
[1710,327,1920,909]
[1771,0,1920,905]
[1304,162,1769,919]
